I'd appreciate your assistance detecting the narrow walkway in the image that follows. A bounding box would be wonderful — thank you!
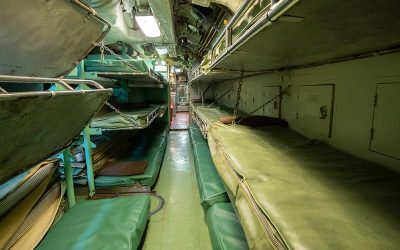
[142,131,212,250]
[170,112,189,130]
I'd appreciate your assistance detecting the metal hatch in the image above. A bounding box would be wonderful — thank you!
[0,0,111,78]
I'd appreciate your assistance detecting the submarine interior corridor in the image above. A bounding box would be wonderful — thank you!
[1,0,400,250]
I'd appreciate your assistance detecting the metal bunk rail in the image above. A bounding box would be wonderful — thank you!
[0,75,109,97]
[211,0,300,68]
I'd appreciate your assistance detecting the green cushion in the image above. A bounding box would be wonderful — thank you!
[207,203,249,250]
[37,195,150,250]
[189,125,229,210]
[209,123,400,249]
[189,125,206,144]
[95,125,168,187]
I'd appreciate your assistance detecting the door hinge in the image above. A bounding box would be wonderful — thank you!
[373,94,378,107]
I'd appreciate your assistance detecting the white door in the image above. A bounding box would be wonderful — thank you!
[297,84,335,138]
[370,83,400,159]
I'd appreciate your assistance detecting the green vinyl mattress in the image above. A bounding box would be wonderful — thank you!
[91,106,162,130]
[208,122,400,250]
[191,103,231,137]
[207,203,249,250]
[189,125,229,210]
[95,125,168,187]
[37,195,150,250]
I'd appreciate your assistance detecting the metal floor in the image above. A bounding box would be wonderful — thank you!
[170,112,189,130]
[141,131,212,250]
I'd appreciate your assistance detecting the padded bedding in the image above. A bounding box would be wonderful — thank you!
[191,103,231,137]
[95,125,168,187]
[207,203,249,250]
[91,106,162,130]
[208,122,400,249]
[189,125,229,210]
[37,195,150,250]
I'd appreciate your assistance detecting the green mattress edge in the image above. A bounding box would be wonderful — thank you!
[208,122,400,249]
[189,125,229,210]
[37,195,150,250]
[207,203,249,250]
[95,125,168,187]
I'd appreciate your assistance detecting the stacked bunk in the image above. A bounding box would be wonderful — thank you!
[95,124,169,187]
[0,77,151,250]
[90,104,167,131]
[189,123,249,250]
[207,122,400,249]
[0,1,158,249]
[192,101,400,249]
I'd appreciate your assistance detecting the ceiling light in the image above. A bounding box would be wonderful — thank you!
[135,11,161,38]
[155,46,168,55]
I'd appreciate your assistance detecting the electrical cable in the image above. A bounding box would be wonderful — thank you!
[148,192,165,217]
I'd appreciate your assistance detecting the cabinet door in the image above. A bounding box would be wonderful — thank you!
[297,84,335,138]
[261,86,281,118]
[370,83,400,159]
[244,86,257,113]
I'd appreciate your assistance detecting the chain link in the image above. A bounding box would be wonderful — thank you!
[96,41,142,127]
[235,85,290,124]
[104,101,140,127]
[232,71,244,124]
[100,45,105,62]
[98,42,140,72]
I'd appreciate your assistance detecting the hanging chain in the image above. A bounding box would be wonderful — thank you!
[97,42,140,72]
[199,83,204,106]
[100,45,105,62]
[235,85,291,124]
[95,42,144,127]
[104,102,140,127]
[232,71,244,124]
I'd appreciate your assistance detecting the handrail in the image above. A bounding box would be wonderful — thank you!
[211,0,253,49]
[0,75,106,90]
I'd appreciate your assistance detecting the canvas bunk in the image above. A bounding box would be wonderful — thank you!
[0,1,153,248]
[207,122,400,249]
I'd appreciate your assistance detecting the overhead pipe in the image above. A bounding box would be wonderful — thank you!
[211,0,300,68]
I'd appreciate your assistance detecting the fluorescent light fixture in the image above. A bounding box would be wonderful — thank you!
[135,12,161,38]
[155,65,167,72]
[155,46,168,55]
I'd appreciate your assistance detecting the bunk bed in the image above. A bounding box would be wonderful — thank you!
[90,105,166,131]
[191,102,232,138]
[37,195,150,250]
[190,0,400,85]
[207,122,400,249]
[0,1,155,247]
[95,124,169,187]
